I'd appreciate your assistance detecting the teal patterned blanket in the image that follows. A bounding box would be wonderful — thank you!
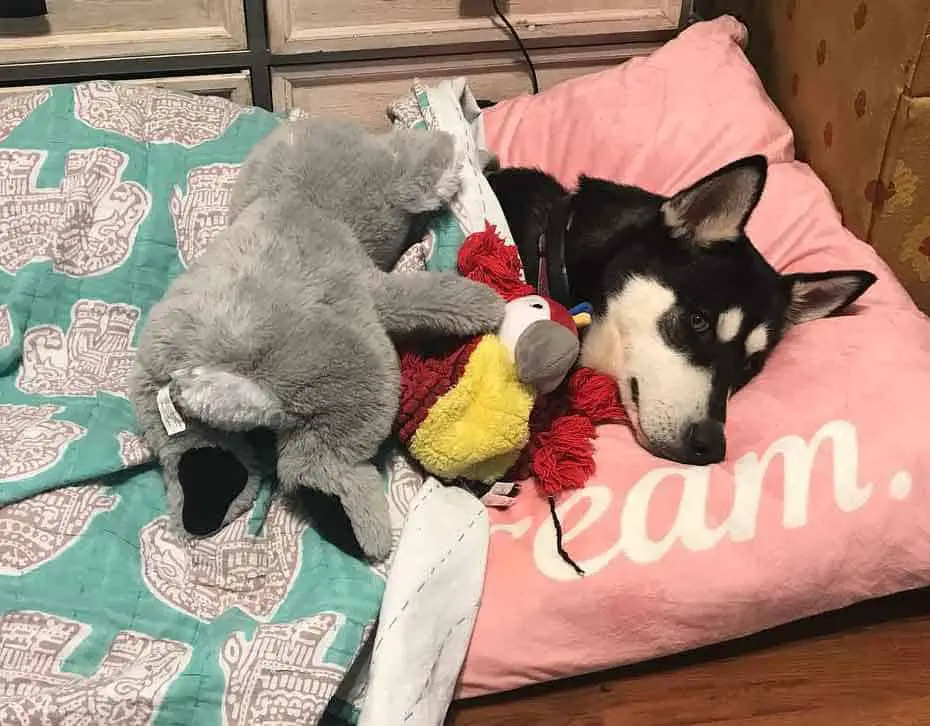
[0,81,393,726]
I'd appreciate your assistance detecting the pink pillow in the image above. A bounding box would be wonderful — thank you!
[458,16,930,698]
[486,16,794,200]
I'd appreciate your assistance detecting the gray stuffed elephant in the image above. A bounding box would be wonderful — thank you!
[129,118,504,560]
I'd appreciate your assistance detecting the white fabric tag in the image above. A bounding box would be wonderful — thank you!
[156,385,186,436]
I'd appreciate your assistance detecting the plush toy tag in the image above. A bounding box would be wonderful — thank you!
[480,481,519,509]
[156,385,187,436]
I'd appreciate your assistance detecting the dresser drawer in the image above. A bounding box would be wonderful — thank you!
[0,0,246,64]
[272,45,656,130]
[267,0,683,55]
[0,72,253,105]
[146,72,253,106]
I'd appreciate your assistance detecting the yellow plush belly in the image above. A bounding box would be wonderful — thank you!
[408,335,534,483]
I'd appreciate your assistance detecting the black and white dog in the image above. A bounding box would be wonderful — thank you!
[487,156,876,466]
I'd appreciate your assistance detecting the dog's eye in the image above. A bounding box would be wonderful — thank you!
[689,312,710,334]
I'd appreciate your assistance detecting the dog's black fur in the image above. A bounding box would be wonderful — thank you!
[487,156,877,465]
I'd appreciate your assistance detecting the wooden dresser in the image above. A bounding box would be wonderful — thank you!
[0,0,691,125]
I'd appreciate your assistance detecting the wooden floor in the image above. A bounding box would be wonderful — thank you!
[448,588,930,726]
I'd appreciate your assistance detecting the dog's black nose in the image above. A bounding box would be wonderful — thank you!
[684,419,726,464]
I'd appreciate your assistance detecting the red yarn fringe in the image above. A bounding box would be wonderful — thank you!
[510,367,631,497]
[458,223,535,302]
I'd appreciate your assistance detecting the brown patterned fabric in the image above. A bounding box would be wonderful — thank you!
[697,0,930,313]
[872,98,930,299]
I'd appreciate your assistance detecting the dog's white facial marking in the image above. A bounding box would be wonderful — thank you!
[716,307,743,343]
[579,316,624,378]
[582,275,712,452]
[745,324,769,356]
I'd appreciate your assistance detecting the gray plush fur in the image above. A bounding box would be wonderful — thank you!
[230,120,460,269]
[130,118,505,560]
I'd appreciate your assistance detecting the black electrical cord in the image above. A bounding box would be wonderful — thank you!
[491,0,539,95]
[548,496,585,577]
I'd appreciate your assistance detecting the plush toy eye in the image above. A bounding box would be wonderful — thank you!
[531,303,544,310]
[690,312,710,333]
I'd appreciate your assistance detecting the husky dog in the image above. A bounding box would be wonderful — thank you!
[487,156,876,465]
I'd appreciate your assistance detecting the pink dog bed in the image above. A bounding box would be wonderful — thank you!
[457,16,930,698]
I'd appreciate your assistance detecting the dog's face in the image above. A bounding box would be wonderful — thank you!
[567,156,876,465]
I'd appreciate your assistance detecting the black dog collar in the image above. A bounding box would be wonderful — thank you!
[536,194,573,308]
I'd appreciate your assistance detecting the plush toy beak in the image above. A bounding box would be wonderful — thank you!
[569,302,593,329]
[514,320,580,394]
[572,312,592,329]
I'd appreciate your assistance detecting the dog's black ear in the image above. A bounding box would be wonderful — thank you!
[661,155,767,247]
[782,270,877,325]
